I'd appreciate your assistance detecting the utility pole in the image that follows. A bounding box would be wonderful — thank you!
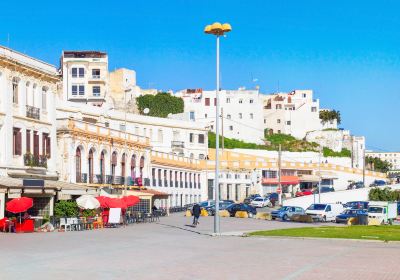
[278,144,282,205]
[362,148,366,186]
[221,107,224,150]
[318,145,322,203]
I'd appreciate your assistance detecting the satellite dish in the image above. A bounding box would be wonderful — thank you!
[143,108,150,115]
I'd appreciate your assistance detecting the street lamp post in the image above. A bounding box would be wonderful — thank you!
[204,22,232,235]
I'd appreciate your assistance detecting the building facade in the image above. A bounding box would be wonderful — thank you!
[365,151,400,171]
[263,90,335,139]
[176,88,265,144]
[60,51,108,105]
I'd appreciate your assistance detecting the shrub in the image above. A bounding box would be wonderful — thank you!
[369,187,400,201]
[54,200,79,217]
[136,92,184,118]
[323,147,351,158]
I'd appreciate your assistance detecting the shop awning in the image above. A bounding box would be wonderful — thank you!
[262,176,299,185]
[299,174,320,182]
[316,171,338,180]
[128,189,170,199]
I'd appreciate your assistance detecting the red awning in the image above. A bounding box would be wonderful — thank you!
[262,176,299,185]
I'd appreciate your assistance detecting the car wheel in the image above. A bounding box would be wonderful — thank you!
[248,212,254,218]
[282,214,288,221]
[272,217,276,220]
[267,202,272,208]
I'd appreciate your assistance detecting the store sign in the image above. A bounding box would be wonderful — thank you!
[23,179,44,187]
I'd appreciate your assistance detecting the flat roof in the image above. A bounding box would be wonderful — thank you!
[63,50,107,58]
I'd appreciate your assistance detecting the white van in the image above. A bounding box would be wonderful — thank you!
[305,203,344,222]
[368,201,397,224]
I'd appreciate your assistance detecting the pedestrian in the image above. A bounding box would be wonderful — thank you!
[192,203,201,226]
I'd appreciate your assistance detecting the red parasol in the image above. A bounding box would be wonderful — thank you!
[6,197,33,214]
[95,196,111,208]
[122,195,140,207]
[106,198,128,209]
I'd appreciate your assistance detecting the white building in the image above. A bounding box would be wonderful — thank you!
[176,88,265,144]
[60,51,109,106]
[56,100,208,207]
[263,90,336,139]
[366,151,400,171]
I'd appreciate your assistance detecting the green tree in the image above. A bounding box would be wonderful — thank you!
[369,187,400,201]
[54,200,79,217]
[366,156,392,173]
[319,110,341,125]
[136,92,184,118]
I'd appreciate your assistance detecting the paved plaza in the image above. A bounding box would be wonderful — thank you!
[1,214,399,280]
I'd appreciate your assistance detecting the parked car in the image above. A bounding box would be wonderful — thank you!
[347,181,365,190]
[313,186,335,194]
[368,201,397,224]
[295,189,313,197]
[221,200,235,205]
[225,203,257,217]
[305,203,344,222]
[205,202,234,216]
[250,197,271,208]
[343,201,369,210]
[271,206,305,221]
[244,194,261,204]
[335,209,367,224]
[369,180,386,187]
[198,200,215,208]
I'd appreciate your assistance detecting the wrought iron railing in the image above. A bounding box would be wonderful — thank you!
[24,153,47,168]
[26,105,40,120]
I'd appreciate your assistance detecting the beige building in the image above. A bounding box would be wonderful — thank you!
[366,151,400,171]
[61,51,109,106]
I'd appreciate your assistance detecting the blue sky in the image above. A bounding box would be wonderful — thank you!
[1,0,399,151]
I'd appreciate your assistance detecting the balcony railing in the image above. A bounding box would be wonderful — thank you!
[190,182,193,189]
[185,182,188,188]
[24,153,47,168]
[170,180,173,187]
[164,180,168,187]
[152,178,156,187]
[171,141,185,148]
[26,105,40,120]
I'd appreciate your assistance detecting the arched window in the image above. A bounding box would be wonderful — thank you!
[111,151,117,178]
[139,156,145,179]
[76,147,82,183]
[88,149,94,183]
[100,151,105,183]
[121,153,126,178]
[12,77,19,104]
[130,154,136,180]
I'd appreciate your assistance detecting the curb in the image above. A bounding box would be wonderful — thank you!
[248,235,400,244]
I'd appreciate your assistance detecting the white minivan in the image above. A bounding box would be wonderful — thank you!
[305,203,344,222]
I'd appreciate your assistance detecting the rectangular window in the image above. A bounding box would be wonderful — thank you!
[42,89,47,110]
[92,86,101,96]
[13,128,21,156]
[79,85,85,95]
[198,134,205,144]
[226,98,230,103]
[239,113,242,119]
[250,113,254,119]
[250,99,254,103]
[214,98,216,106]
[72,85,78,95]
[276,104,282,109]
[277,119,281,124]
[189,133,194,143]
[92,69,100,78]
[189,111,195,121]
[205,98,210,106]
[311,107,317,112]
[287,121,291,125]
[229,126,233,131]
[204,113,208,118]
[79,68,85,78]
[239,99,243,104]
[72,68,78,78]
[26,129,31,153]
[42,133,51,158]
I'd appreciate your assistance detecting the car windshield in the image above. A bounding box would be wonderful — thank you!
[368,207,383,213]
[307,204,327,211]
[344,210,356,215]
[254,198,263,201]
[278,206,289,211]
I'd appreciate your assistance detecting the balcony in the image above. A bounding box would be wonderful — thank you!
[24,153,47,168]
[171,141,185,148]
[26,105,40,120]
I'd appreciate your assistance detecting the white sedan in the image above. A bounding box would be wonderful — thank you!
[250,197,271,208]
